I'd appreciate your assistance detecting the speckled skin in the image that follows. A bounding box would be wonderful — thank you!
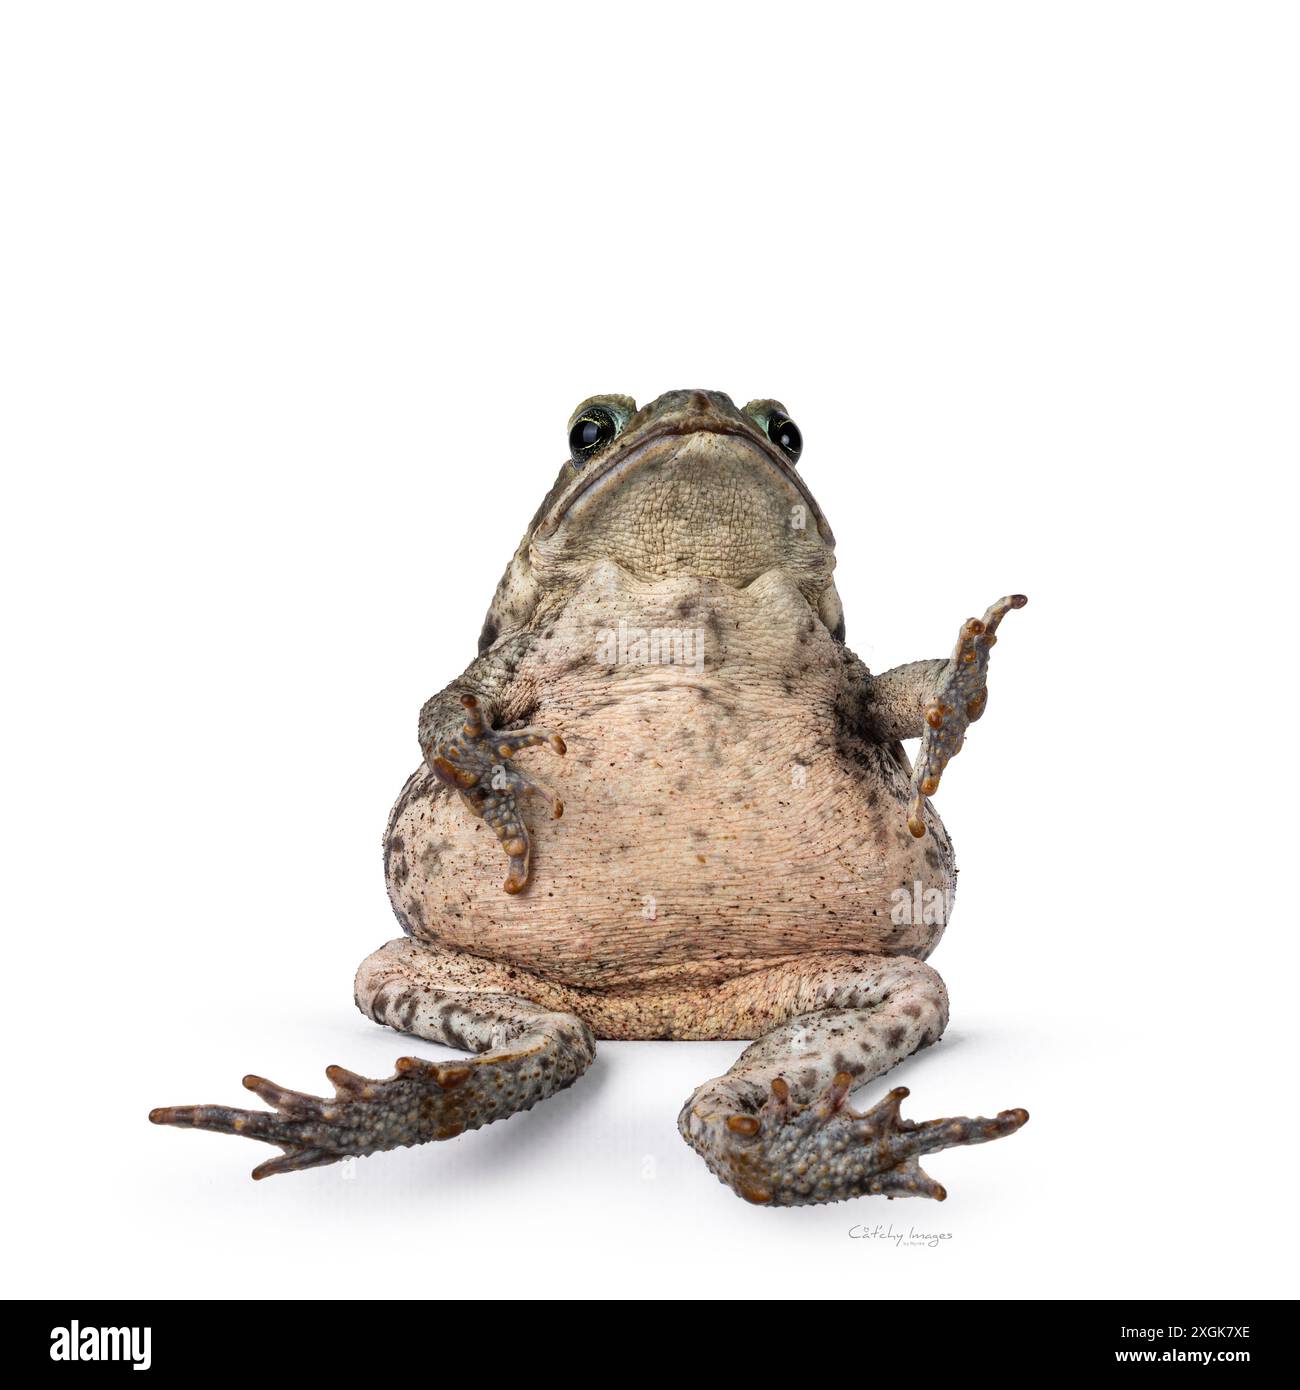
[152,390,1029,1205]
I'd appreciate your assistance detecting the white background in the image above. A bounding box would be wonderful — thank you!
[2,2,1296,1300]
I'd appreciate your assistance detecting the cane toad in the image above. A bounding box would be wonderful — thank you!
[152,389,1030,1206]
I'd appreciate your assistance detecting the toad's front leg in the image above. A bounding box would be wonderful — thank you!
[419,643,567,894]
[866,593,1027,838]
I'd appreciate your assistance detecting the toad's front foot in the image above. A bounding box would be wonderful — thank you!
[430,694,566,893]
[908,593,1027,838]
[682,1076,1028,1207]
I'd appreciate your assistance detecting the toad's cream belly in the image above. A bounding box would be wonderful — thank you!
[385,673,954,990]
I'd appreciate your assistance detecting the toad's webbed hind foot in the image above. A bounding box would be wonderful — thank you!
[692,1077,1028,1207]
[150,985,597,1179]
[150,1061,478,1178]
[678,956,1028,1207]
[430,693,566,893]
[908,593,1027,838]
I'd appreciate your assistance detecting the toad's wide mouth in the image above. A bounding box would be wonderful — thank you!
[537,422,835,545]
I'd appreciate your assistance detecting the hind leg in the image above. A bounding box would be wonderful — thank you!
[150,939,595,1178]
[677,954,1027,1206]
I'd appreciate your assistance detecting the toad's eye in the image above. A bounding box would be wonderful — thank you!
[767,414,803,463]
[568,407,618,467]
